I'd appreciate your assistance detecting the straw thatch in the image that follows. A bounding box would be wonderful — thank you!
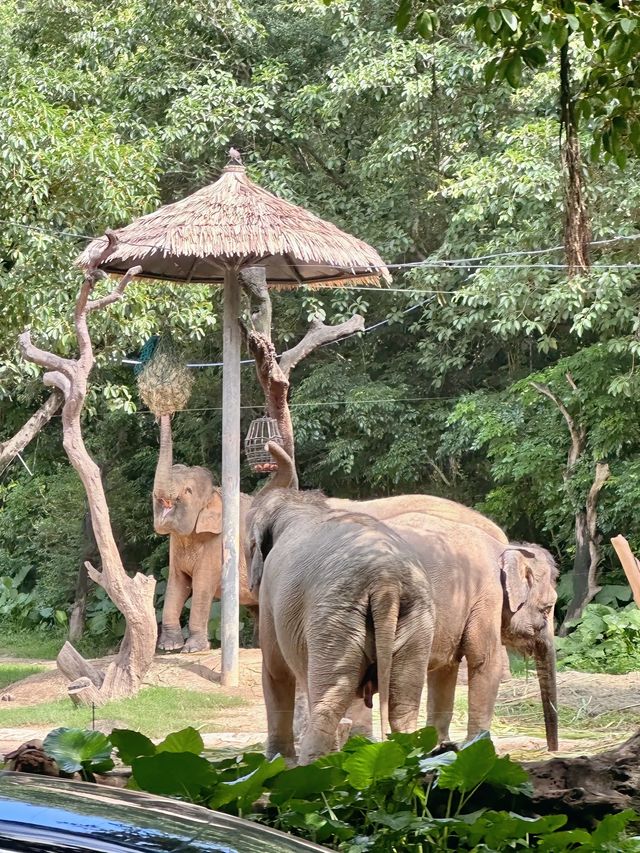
[78,165,390,287]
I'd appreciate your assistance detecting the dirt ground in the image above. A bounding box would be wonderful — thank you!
[2,649,639,759]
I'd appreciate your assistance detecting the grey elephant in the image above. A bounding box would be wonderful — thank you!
[152,416,292,652]
[153,417,506,653]
[341,513,558,751]
[247,489,436,765]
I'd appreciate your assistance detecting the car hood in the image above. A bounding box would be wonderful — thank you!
[0,772,330,853]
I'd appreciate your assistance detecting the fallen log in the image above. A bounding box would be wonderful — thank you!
[518,730,640,824]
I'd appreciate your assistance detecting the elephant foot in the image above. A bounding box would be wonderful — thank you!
[157,627,185,652]
[181,634,210,653]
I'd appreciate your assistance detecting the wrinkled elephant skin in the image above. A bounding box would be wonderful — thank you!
[248,490,436,765]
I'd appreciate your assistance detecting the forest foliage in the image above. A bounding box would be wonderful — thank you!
[1,0,640,638]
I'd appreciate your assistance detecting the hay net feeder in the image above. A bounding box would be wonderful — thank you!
[136,336,194,418]
[244,415,283,473]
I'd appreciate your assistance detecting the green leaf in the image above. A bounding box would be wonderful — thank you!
[43,728,112,775]
[500,8,517,32]
[389,726,438,754]
[209,755,286,809]
[523,46,547,68]
[156,726,204,754]
[343,740,406,788]
[418,750,458,773]
[268,763,346,803]
[488,9,502,33]
[395,0,412,33]
[485,754,530,791]
[484,58,499,85]
[591,809,637,844]
[608,34,629,62]
[437,736,497,791]
[415,11,432,39]
[620,18,637,35]
[615,148,628,170]
[109,729,156,765]
[505,54,522,88]
[132,751,214,800]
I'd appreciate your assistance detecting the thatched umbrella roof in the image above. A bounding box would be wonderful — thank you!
[78,164,390,287]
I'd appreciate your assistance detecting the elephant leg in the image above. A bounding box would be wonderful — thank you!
[426,663,460,742]
[345,698,374,738]
[465,634,502,741]
[182,567,213,653]
[261,611,296,763]
[293,685,310,743]
[158,563,191,651]
[299,648,362,765]
[388,630,430,734]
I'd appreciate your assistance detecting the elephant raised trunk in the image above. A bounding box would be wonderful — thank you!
[259,441,299,491]
[535,625,559,752]
[154,414,174,500]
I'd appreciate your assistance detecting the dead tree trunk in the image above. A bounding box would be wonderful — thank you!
[532,375,610,632]
[18,248,156,705]
[522,729,640,823]
[239,266,364,480]
[0,388,63,471]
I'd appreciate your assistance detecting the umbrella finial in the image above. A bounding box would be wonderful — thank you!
[228,147,243,165]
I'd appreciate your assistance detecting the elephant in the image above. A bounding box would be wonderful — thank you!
[247,489,436,765]
[342,512,559,750]
[152,416,292,652]
[153,417,508,654]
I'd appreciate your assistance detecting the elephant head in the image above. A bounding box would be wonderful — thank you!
[153,415,221,537]
[500,543,559,751]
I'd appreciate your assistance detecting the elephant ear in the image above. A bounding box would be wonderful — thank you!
[196,491,222,535]
[501,547,535,612]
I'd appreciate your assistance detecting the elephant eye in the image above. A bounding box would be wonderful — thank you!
[540,605,552,616]
[184,486,192,496]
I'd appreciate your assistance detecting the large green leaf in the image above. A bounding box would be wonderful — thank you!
[436,736,497,791]
[132,752,214,800]
[268,764,347,804]
[109,729,156,765]
[43,728,112,775]
[343,740,405,788]
[208,755,286,809]
[156,726,204,754]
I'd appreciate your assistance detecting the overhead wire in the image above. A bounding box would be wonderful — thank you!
[2,218,640,273]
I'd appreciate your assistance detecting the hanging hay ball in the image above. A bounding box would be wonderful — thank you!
[137,349,194,417]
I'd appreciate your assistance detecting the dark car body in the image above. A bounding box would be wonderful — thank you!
[0,772,331,853]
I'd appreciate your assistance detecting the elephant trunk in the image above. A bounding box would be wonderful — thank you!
[534,625,559,752]
[154,414,174,497]
[259,441,299,491]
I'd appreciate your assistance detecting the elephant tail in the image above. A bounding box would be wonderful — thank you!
[370,587,400,739]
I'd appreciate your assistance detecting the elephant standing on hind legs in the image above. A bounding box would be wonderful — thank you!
[152,415,292,652]
[247,489,436,765]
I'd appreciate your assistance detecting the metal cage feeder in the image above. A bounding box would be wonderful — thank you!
[245,416,283,473]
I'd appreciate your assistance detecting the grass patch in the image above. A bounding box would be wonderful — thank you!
[493,697,637,741]
[0,686,246,738]
[0,628,121,661]
[0,664,46,690]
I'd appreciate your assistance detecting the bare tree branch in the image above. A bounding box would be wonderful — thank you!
[0,388,64,470]
[20,261,156,705]
[18,332,75,380]
[87,265,142,312]
[279,314,365,378]
[531,381,585,469]
[240,267,271,337]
